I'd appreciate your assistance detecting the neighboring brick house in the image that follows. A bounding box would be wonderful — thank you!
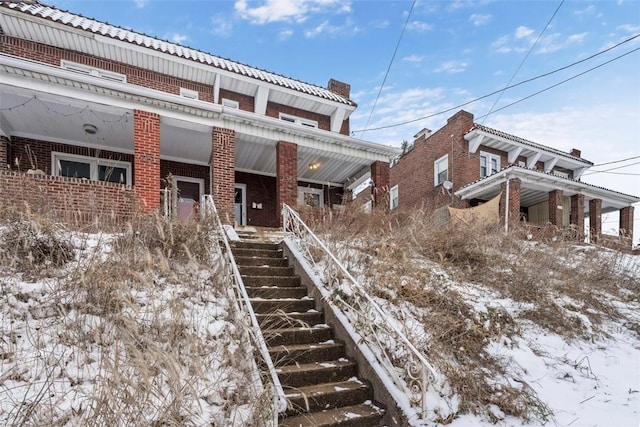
[0,2,396,226]
[389,110,638,245]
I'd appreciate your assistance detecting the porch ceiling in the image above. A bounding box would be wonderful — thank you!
[455,167,639,214]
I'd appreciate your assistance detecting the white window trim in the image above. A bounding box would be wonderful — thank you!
[222,98,239,109]
[480,151,501,178]
[174,176,204,201]
[52,152,132,185]
[61,60,127,83]
[180,88,199,100]
[390,185,399,210]
[280,113,318,129]
[297,186,324,207]
[434,154,448,186]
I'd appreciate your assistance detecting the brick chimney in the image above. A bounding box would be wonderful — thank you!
[570,148,581,158]
[328,79,350,99]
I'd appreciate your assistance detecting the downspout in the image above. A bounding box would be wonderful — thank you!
[504,173,510,234]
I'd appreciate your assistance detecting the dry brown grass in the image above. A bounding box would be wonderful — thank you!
[305,204,639,423]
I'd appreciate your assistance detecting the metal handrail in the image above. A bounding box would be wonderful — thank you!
[282,203,439,422]
[202,195,287,419]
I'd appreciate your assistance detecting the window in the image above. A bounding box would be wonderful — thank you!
[297,187,324,208]
[222,98,239,109]
[434,155,448,186]
[553,170,570,179]
[390,185,399,210]
[180,88,199,100]
[480,151,501,178]
[61,60,126,83]
[52,152,131,185]
[279,113,318,129]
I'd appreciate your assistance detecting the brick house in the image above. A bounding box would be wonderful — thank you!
[389,110,638,245]
[0,2,396,226]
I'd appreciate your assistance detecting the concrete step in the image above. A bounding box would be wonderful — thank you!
[239,265,295,277]
[270,341,345,366]
[277,359,357,388]
[231,248,283,258]
[284,378,372,416]
[251,297,315,314]
[256,311,324,329]
[279,402,385,427]
[242,275,301,287]
[246,286,309,299]
[234,256,288,267]
[264,326,334,346]
[231,241,280,251]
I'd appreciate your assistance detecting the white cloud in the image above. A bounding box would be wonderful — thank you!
[406,20,432,32]
[170,33,188,44]
[515,25,535,39]
[279,29,294,40]
[469,13,491,26]
[134,0,148,8]
[211,15,233,37]
[303,18,356,38]
[402,54,424,63]
[434,60,468,73]
[574,5,597,16]
[536,32,587,54]
[234,0,350,24]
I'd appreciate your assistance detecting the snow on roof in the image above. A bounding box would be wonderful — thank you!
[1,2,355,106]
[468,123,593,165]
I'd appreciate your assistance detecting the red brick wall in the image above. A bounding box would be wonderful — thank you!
[389,110,475,213]
[571,193,585,239]
[211,127,235,224]
[219,89,255,112]
[0,135,7,168]
[160,160,209,194]
[276,141,298,224]
[371,161,390,208]
[10,136,134,175]
[0,35,213,102]
[619,206,634,238]
[0,170,135,225]
[589,198,602,241]
[548,189,563,227]
[235,171,278,228]
[500,178,521,230]
[133,110,160,211]
[267,102,331,132]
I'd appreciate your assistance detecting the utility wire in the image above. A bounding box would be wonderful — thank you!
[353,34,639,134]
[482,0,565,124]
[592,155,640,167]
[583,160,640,175]
[359,0,416,138]
[475,47,640,120]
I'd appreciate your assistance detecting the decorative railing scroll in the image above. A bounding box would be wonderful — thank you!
[282,204,439,423]
[202,195,287,423]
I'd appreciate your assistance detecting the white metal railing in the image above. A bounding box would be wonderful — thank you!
[282,203,440,423]
[202,195,287,421]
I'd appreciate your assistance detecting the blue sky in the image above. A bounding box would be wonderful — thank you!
[46,0,640,238]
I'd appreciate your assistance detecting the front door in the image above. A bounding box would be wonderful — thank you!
[176,177,203,220]
[235,184,247,226]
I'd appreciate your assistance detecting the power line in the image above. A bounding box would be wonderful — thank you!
[593,155,640,167]
[482,0,564,124]
[353,33,639,134]
[583,160,640,175]
[358,0,416,138]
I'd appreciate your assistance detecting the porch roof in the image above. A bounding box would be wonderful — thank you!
[455,166,639,213]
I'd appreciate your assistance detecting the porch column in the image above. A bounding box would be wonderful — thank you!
[589,198,602,242]
[570,193,585,240]
[133,110,161,212]
[548,189,563,228]
[211,127,235,224]
[370,160,390,208]
[619,206,634,238]
[277,141,298,225]
[0,135,8,167]
[499,177,521,230]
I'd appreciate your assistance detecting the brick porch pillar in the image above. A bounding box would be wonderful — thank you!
[548,189,563,228]
[570,193,585,240]
[619,206,634,238]
[589,198,602,242]
[0,135,8,168]
[277,141,298,226]
[499,177,521,230]
[370,161,390,208]
[211,127,235,224]
[133,110,160,212]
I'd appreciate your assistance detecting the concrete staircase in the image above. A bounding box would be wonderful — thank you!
[229,237,385,427]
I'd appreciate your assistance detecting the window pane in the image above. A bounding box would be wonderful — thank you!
[98,165,127,184]
[438,169,448,184]
[59,160,91,179]
[303,192,321,207]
